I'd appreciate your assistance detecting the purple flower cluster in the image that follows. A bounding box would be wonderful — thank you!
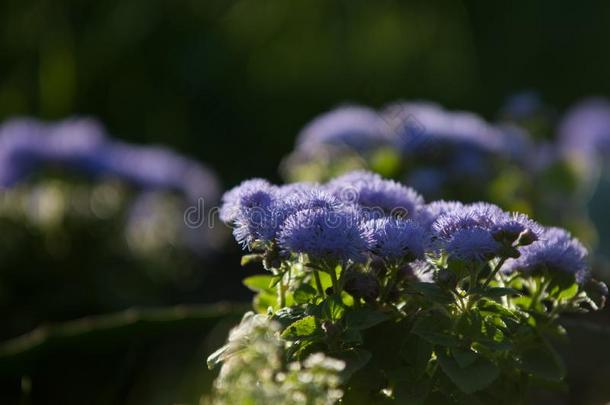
[286,101,530,198]
[223,171,588,283]
[382,101,505,156]
[430,202,543,262]
[504,227,589,284]
[222,171,426,262]
[295,105,390,154]
[0,117,219,202]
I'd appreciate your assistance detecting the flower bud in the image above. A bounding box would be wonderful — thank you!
[344,271,380,303]
[517,229,538,246]
[434,269,457,289]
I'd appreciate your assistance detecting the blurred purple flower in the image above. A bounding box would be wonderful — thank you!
[382,101,505,156]
[500,91,544,121]
[559,97,610,157]
[295,105,389,153]
[0,117,220,203]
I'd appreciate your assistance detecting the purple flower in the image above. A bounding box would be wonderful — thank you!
[326,170,424,218]
[365,217,427,262]
[432,202,505,241]
[231,187,284,248]
[445,228,502,262]
[282,187,340,213]
[295,105,389,153]
[500,91,544,121]
[417,200,464,231]
[43,118,107,165]
[0,118,106,186]
[96,142,219,201]
[491,213,544,244]
[504,227,589,284]
[431,203,540,262]
[0,117,220,203]
[558,97,610,157]
[220,179,276,223]
[277,207,372,263]
[381,101,505,156]
[406,168,447,198]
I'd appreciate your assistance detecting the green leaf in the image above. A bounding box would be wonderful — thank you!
[437,350,500,394]
[412,314,462,348]
[557,283,579,300]
[345,308,388,331]
[472,287,522,299]
[253,290,277,313]
[272,307,306,328]
[452,348,477,368]
[342,328,363,345]
[281,316,320,340]
[399,334,432,378]
[407,282,453,305]
[293,283,317,304]
[335,349,372,381]
[478,299,520,320]
[242,275,274,292]
[320,295,345,322]
[240,253,264,266]
[518,346,566,382]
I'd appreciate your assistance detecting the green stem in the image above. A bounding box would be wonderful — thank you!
[380,266,398,302]
[313,270,325,297]
[330,267,341,295]
[483,257,508,289]
[529,278,549,311]
[277,270,286,308]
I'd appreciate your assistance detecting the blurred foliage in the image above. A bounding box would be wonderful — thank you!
[2,0,610,185]
[0,303,247,405]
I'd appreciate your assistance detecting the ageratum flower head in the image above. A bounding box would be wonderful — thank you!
[417,200,465,230]
[432,202,541,262]
[445,228,503,262]
[277,206,372,263]
[432,202,505,240]
[282,187,340,213]
[326,170,424,218]
[503,227,589,284]
[232,187,286,249]
[220,179,276,223]
[295,105,389,154]
[491,212,544,245]
[365,217,427,262]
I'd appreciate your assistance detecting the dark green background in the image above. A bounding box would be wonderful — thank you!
[2,0,610,185]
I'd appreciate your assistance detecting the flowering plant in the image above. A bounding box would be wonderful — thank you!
[280,101,597,245]
[208,170,606,404]
[0,117,223,339]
